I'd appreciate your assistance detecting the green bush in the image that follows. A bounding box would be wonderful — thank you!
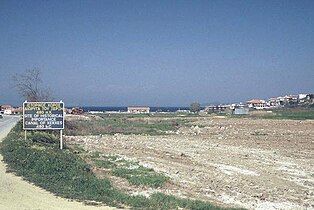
[31,131,58,144]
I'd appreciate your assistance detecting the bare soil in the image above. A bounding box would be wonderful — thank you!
[66,117,314,210]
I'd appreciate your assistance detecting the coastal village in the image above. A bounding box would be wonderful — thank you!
[1,93,313,116]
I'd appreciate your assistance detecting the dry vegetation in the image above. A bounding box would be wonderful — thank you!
[65,112,314,210]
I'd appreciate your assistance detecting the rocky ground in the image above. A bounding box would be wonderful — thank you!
[66,116,314,210]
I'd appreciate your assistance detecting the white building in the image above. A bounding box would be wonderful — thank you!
[127,106,150,114]
[247,99,267,109]
[4,109,12,115]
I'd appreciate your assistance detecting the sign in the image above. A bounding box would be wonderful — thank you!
[23,102,64,130]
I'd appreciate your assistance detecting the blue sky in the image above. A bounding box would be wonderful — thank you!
[1,0,313,106]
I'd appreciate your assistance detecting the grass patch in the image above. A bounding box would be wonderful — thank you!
[89,151,101,159]
[112,166,168,188]
[73,145,86,153]
[233,108,314,120]
[96,112,199,118]
[88,152,169,188]
[95,159,117,168]
[65,114,191,136]
[262,108,314,120]
[0,121,244,210]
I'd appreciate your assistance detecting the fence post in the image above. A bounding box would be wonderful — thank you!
[60,130,63,149]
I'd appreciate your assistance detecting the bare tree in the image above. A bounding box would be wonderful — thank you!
[190,102,201,113]
[12,68,54,102]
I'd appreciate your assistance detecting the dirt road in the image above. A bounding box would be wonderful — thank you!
[66,117,314,210]
[0,115,116,210]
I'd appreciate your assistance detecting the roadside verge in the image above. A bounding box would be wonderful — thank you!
[0,117,115,210]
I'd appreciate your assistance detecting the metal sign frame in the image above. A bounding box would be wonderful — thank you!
[23,101,65,149]
[23,101,64,130]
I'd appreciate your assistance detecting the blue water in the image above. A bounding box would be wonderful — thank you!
[81,106,190,113]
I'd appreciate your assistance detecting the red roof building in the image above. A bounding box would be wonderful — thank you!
[247,99,267,109]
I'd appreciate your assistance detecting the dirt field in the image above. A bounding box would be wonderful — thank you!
[66,116,314,210]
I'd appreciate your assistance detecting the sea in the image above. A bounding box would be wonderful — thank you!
[81,106,190,113]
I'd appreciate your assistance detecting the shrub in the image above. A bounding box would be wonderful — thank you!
[31,131,58,144]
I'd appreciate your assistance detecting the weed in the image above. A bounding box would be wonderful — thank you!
[89,151,101,159]
[251,131,268,136]
[73,145,86,153]
[112,166,168,188]
[95,160,116,168]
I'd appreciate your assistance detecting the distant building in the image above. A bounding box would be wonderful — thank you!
[1,105,13,110]
[298,94,308,102]
[71,107,84,115]
[298,94,314,104]
[0,105,23,115]
[267,98,281,108]
[4,109,12,115]
[205,105,228,113]
[176,109,190,113]
[277,95,298,106]
[1,105,13,115]
[127,106,150,114]
[247,99,267,109]
[12,107,23,114]
[286,95,298,105]
[233,107,249,115]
